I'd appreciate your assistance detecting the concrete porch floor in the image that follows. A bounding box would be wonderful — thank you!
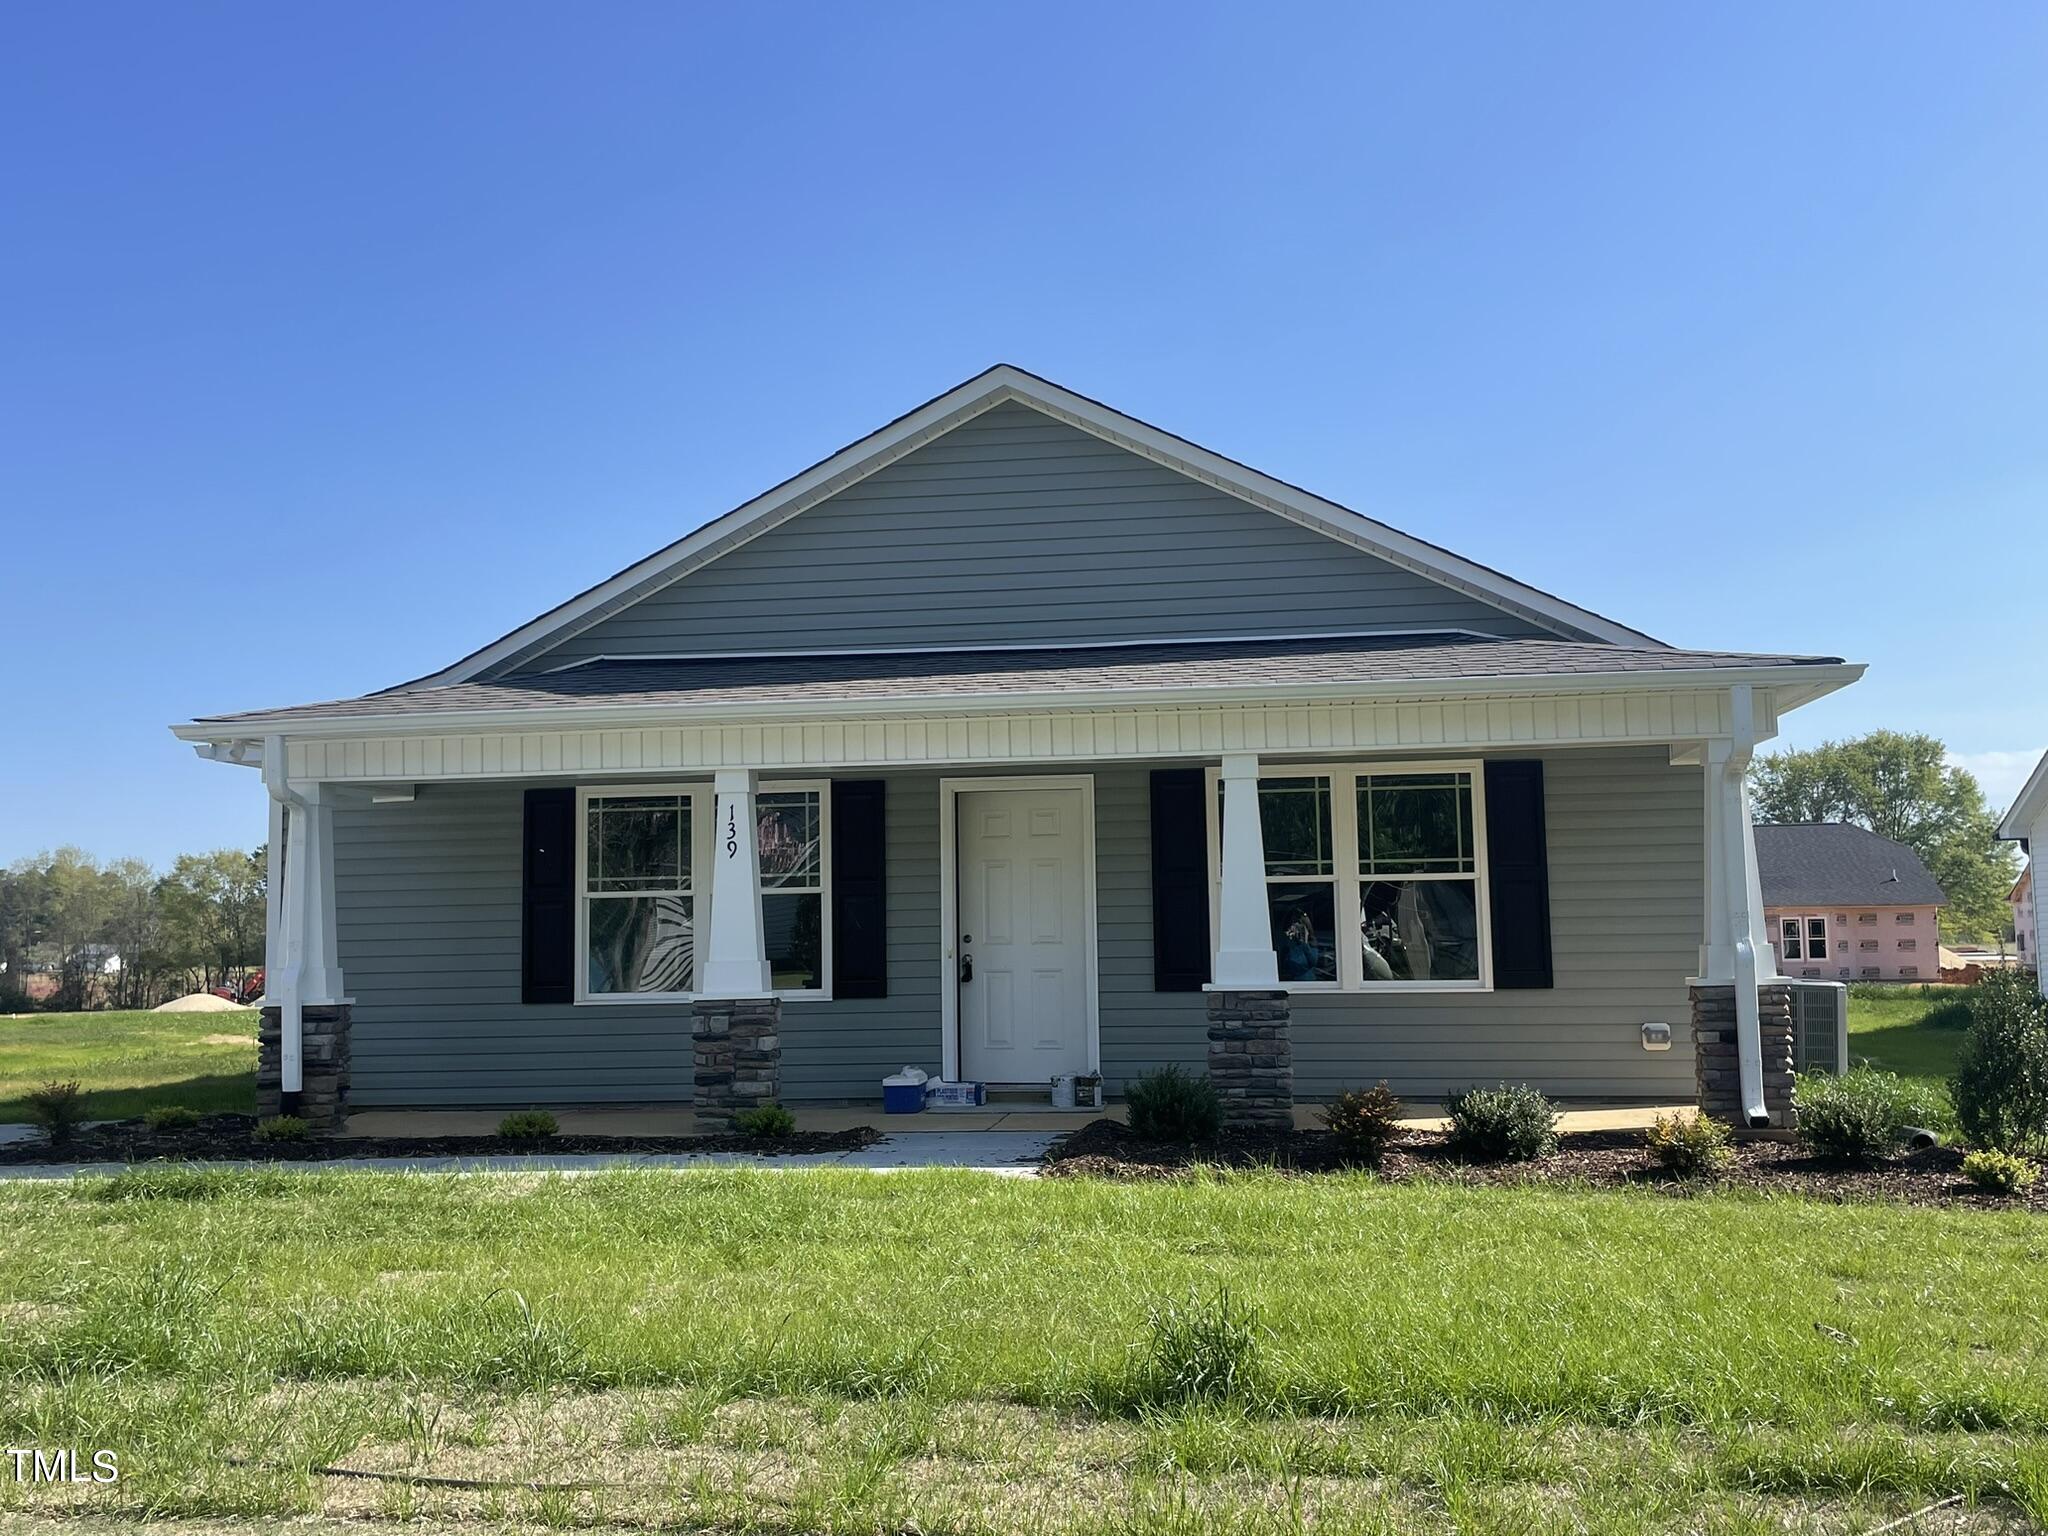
[338,1102,1696,1139]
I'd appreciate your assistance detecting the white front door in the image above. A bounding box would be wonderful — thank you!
[957,786,1091,1083]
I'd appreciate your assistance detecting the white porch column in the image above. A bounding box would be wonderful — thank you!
[1209,752,1280,989]
[265,793,286,982]
[1693,686,1773,1125]
[286,783,345,1007]
[701,768,773,997]
[1698,748,1730,982]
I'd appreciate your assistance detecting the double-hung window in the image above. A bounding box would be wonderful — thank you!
[575,782,829,1002]
[1778,915,1829,962]
[1206,761,1490,992]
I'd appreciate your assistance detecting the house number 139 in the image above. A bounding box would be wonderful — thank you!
[725,806,739,858]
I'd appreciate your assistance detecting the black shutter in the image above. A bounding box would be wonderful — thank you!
[832,779,888,998]
[521,787,575,1005]
[1484,760,1553,989]
[1151,768,1212,991]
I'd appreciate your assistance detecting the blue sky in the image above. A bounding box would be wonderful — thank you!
[4,2,2044,868]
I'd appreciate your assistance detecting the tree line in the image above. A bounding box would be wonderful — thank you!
[0,847,267,1013]
[1750,730,2021,943]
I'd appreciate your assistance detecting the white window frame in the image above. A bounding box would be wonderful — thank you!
[1202,758,1492,994]
[572,779,832,1005]
[1778,913,1830,962]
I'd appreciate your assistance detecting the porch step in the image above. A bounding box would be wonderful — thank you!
[983,1085,1055,1106]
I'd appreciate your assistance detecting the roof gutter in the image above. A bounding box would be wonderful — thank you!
[174,661,1866,744]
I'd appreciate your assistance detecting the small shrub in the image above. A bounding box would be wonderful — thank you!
[1124,1064,1226,1144]
[497,1110,559,1144]
[732,1103,796,1138]
[1321,1082,1404,1166]
[1961,1149,2038,1196]
[1445,1083,1558,1162]
[1797,1068,1920,1164]
[142,1105,201,1132]
[27,1081,88,1147]
[1951,969,2048,1155]
[252,1114,310,1143]
[1132,1286,1265,1407]
[1645,1112,1733,1176]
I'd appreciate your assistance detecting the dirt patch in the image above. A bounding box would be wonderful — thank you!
[0,1115,880,1165]
[149,994,255,1014]
[1043,1118,2048,1211]
[196,1032,257,1045]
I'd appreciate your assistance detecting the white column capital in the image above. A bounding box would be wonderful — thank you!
[1219,752,1262,783]
[701,771,773,998]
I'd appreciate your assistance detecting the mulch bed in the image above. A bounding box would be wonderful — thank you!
[0,1115,881,1165]
[1043,1118,2048,1211]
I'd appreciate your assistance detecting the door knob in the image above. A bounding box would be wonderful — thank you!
[960,954,974,983]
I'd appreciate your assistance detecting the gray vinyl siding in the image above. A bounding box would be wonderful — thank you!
[334,747,1699,1107]
[517,402,1565,671]
[1093,749,1701,1101]
[333,776,943,1106]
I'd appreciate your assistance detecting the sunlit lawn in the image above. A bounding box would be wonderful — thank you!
[0,1166,2043,1533]
[1846,985,1972,1088]
[0,1008,256,1122]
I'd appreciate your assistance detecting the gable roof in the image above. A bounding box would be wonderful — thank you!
[1997,748,2048,841]
[183,632,1847,736]
[399,365,1664,690]
[1754,823,1948,909]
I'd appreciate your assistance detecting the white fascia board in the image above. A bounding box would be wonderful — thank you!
[398,366,1663,690]
[174,662,1863,745]
[1998,749,2048,840]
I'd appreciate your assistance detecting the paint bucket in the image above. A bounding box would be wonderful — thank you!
[1050,1074,1077,1110]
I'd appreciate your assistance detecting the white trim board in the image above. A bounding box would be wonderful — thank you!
[937,774,1102,1087]
[250,685,1776,784]
[398,366,1665,689]
[1997,749,2048,841]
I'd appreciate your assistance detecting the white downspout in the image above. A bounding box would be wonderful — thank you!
[261,735,305,1103]
[1721,687,1769,1128]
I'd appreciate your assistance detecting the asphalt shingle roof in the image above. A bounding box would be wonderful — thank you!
[193,633,1844,728]
[1754,823,1947,908]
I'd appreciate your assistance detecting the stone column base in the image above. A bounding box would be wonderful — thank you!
[1206,989,1293,1131]
[256,1004,352,1130]
[1692,982,1796,1129]
[693,996,782,1127]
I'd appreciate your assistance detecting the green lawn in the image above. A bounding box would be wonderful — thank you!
[0,1167,2043,1533]
[0,1008,256,1122]
[1846,985,1973,1087]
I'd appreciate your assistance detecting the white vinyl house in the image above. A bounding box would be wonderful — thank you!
[1999,751,2048,997]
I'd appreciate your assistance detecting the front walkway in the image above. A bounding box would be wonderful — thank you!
[0,1102,1696,1180]
[0,1128,1061,1180]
